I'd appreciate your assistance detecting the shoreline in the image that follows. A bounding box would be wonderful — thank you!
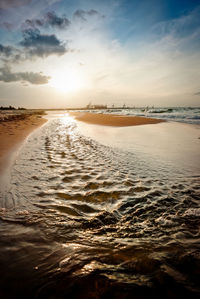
[0,112,47,175]
[69,112,165,127]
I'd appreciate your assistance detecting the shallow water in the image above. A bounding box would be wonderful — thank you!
[0,112,200,298]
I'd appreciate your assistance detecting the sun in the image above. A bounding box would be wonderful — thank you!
[49,69,85,93]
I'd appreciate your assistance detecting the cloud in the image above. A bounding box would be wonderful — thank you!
[24,11,70,30]
[0,43,23,63]
[88,9,100,16]
[151,6,200,42]
[194,91,200,96]
[73,9,101,21]
[20,28,67,57]
[0,22,14,30]
[0,65,50,84]
[0,0,31,9]
[0,44,13,57]
[0,27,69,63]
[44,11,70,29]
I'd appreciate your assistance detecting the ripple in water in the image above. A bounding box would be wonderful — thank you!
[0,116,200,298]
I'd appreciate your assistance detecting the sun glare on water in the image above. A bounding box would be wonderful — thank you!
[49,70,85,93]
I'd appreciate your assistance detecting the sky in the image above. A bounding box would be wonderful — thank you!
[0,0,200,108]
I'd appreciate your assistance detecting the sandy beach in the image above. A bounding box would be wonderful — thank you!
[0,110,199,299]
[69,111,165,126]
[0,112,47,174]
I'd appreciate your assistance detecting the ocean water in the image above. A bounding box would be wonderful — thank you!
[84,107,200,125]
[0,112,200,298]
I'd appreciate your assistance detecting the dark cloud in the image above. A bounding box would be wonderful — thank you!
[73,9,101,21]
[24,19,36,27]
[0,0,31,9]
[73,9,87,21]
[45,11,70,29]
[87,9,99,16]
[0,27,69,63]
[20,28,67,57]
[0,65,50,84]
[24,11,70,30]
[0,44,13,57]
[194,91,200,96]
[0,43,23,63]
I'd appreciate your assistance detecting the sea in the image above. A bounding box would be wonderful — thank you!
[81,106,200,125]
[0,107,199,298]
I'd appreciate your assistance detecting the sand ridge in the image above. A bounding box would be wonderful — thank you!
[0,113,47,174]
[69,111,165,127]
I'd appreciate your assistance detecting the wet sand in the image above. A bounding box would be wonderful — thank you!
[70,111,165,126]
[0,113,47,174]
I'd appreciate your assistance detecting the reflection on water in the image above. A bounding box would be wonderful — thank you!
[0,113,200,298]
